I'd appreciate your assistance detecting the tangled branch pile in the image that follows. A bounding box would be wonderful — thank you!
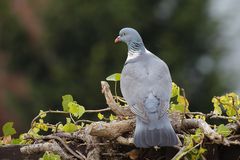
[1,80,240,160]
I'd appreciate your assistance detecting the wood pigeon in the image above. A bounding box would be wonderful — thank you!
[115,27,178,148]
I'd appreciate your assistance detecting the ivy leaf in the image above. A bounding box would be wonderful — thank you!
[63,123,77,133]
[68,102,85,118]
[39,110,47,118]
[225,106,236,117]
[171,82,180,98]
[217,124,231,137]
[170,104,185,112]
[40,152,61,160]
[106,73,121,82]
[109,114,117,121]
[2,122,16,136]
[177,96,189,110]
[191,128,203,143]
[97,113,104,120]
[212,97,222,115]
[11,138,21,144]
[62,94,73,111]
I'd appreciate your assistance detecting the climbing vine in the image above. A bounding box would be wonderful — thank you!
[0,73,240,160]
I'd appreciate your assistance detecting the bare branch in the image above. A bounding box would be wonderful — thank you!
[20,141,72,160]
[101,81,134,116]
[116,136,134,146]
[86,119,135,139]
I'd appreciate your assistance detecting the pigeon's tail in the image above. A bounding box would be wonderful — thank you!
[134,113,178,148]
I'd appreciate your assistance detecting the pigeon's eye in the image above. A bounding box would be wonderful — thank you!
[123,33,126,36]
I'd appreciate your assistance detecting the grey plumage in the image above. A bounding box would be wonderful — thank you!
[115,27,178,148]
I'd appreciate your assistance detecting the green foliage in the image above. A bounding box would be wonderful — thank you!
[62,95,74,112]
[39,152,61,160]
[106,73,121,82]
[170,83,189,113]
[175,129,205,160]
[217,124,231,137]
[212,92,240,119]
[171,82,180,98]
[2,122,16,136]
[109,114,117,121]
[39,110,47,119]
[1,81,239,159]
[212,97,222,115]
[97,112,104,120]
[35,119,49,132]
[68,102,85,118]
[62,118,78,133]
[11,138,22,144]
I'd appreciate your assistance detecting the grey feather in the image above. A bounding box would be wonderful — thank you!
[117,27,178,147]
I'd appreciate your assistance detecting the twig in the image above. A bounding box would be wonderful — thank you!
[210,115,237,121]
[75,119,95,124]
[31,110,69,128]
[116,136,134,146]
[113,96,127,103]
[85,108,111,113]
[20,141,72,160]
[69,113,76,124]
[101,81,134,116]
[86,119,135,139]
[102,152,127,157]
[31,108,111,128]
[40,135,86,160]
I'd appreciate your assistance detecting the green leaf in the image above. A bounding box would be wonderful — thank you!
[170,104,185,112]
[39,110,47,118]
[40,152,61,160]
[68,102,85,118]
[62,94,73,111]
[226,107,236,117]
[62,123,77,133]
[66,118,71,123]
[2,122,16,136]
[106,73,121,82]
[171,82,180,98]
[97,113,104,120]
[109,114,117,121]
[217,124,231,137]
[191,128,203,143]
[212,97,222,115]
[11,138,21,144]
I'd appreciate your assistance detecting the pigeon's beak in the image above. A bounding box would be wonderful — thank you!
[114,36,121,43]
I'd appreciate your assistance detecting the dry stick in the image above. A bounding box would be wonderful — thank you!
[210,115,237,121]
[85,108,111,113]
[116,136,134,146]
[40,135,86,160]
[75,119,95,124]
[101,81,134,116]
[87,119,135,139]
[113,96,127,103]
[69,113,76,124]
[20,141,72,160]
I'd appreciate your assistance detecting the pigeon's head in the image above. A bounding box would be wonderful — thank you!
[115,28,143,45]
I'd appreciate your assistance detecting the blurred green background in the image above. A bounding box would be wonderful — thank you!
[0,0,239,133]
